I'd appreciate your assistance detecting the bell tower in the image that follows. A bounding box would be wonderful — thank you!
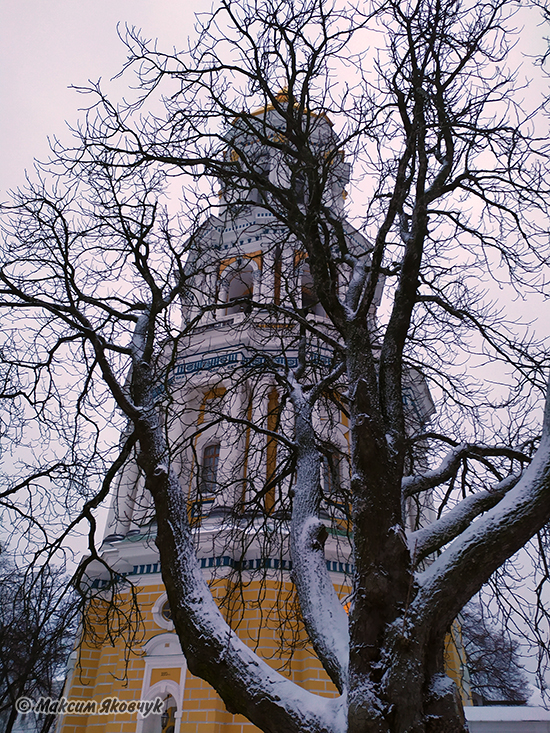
[57,99,452,733]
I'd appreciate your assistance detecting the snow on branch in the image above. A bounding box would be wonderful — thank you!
[412,430,550,631]
[408,474,519,563]
[134,356,347,733]
[402,443,529,498]
[288,377,349,692]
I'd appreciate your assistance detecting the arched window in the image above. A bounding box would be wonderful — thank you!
[251,156,271,203]
[136,634,186,733]
[322,453,340,497]
[201,443,220,494]
[321,451,348,522]
[292,169,307,205]
[161,600,172,622]
[265,389,279,513]
[273,250,282,306]
[191,442,220,519]
[225,265,254,314]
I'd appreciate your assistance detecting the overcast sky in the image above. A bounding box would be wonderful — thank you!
[1,0,547,195]
[0,0,214,196]
[0,0,213,558]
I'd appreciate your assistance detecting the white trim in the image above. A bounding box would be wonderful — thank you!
[136,632,187,733]
[151,593,174,631]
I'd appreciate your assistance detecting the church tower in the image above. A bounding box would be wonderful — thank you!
[57,96,462,733]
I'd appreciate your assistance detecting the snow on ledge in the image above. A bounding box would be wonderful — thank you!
[464,706,550,722]
[465,706,550,733]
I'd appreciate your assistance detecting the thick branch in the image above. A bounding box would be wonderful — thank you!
[413,374,550,638]
[289,383,349,692]
[131,361,345,732]
[408,473,519,563]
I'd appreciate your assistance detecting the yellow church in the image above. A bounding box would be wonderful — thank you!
[56,97,471,733]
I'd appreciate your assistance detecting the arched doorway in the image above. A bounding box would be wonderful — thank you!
[136,631,186,733]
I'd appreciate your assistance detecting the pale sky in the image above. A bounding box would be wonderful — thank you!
[1,0,547,195]
[0,0,211,557]
[0,0,212,196]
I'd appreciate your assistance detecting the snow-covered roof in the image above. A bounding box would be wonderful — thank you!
[465,706,550,733]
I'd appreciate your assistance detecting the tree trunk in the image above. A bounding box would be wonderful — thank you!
[4,702,19,733]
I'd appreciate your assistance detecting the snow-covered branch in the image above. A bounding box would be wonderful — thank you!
[133,356,346,732]
[155,464,346,733]
[289,381,349,692]
[402,443,529,498]
[408,474,519,563]
[412,382,550,634]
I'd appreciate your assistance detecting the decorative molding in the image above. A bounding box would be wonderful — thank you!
[152,592,174,631]
[90,556,354,588]
[171,347,333,381]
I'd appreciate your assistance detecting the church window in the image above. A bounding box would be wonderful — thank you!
[201,443,220,495]
[301,262,325,316]
[321,451,348,521]
[225,265,254,314]
[191,442,219,519]
[293,169,307,204]
[273,250,282,306]
[265,389,279,513]
[161,600,172,622]
[251,156,271,203]
[322,453,340,496]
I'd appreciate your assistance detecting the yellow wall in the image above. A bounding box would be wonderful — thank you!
[59,577,339,733]
[60,575,468,733]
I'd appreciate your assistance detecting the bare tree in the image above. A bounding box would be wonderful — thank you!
[0,563,76,733]
[460,601,530,705]
[2,1,550,732]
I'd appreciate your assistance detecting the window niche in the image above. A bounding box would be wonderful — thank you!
[225,265,254,315]
[191,442,220,519]
[201,443,220,494]
[321,451,349,523]
[251,155,271,203]
[273,249,282,307]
